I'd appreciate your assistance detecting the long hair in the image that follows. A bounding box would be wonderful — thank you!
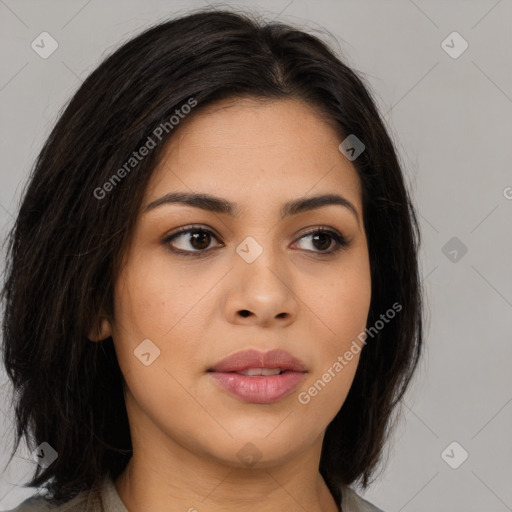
[1,7,423,506]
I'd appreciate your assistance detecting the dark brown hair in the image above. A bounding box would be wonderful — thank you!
[1,6,423,506]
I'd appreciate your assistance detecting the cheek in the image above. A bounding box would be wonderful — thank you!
[111,252,220,392]
[294,306,367,439]
[110,260,211,438]
[113,251,218,339]
[296,262,371,423]
[313,261,372,351]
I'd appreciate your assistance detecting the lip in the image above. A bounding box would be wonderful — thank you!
[208,349,307,404]
[209,348,307,373]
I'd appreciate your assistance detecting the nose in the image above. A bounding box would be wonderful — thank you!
[222,245,298,328]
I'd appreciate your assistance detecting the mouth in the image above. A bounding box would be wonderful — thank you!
[230,367,285,376]
[207,349,307,404]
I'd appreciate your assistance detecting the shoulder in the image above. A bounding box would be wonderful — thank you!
[3,476,126,512]
[341,486,385,512]
[3,486,97,512]
[2,495,52,512]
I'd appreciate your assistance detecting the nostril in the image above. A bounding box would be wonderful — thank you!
[239,310,251,317]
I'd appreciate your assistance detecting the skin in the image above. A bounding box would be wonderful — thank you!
[90,97,372,512]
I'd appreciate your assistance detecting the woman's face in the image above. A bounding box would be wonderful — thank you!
[103,97,371,469]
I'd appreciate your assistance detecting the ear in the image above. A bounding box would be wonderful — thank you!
[88,315,113,342]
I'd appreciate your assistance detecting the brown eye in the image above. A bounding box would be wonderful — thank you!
[187,230,212,250]
[294,228,349,256]
[311,232,331,251]
[163,225,348,257]
[163,226,221,254]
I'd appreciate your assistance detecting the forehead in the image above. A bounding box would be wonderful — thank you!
[163,96,342,152]
[145,97,363,213]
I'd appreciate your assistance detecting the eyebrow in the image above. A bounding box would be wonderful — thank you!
[144,191,360,226]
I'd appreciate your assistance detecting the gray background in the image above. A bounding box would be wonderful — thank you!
[0,1,511,511]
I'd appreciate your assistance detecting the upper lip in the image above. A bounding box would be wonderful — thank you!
[208,349,307,373]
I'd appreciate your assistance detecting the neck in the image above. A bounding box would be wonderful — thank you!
[114,434,339,512]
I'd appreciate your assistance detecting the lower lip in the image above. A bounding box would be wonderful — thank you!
[209,371,306,404]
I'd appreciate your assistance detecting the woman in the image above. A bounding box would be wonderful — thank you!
[1,7,423,512]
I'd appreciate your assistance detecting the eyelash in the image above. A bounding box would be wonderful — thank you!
[162,224,350,258]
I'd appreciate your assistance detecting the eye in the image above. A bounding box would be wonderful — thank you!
[163,225,222,255]
[294,227,349,256]
[162,225,350,257]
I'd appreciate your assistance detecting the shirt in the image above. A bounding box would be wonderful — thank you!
[5,475,384,512]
